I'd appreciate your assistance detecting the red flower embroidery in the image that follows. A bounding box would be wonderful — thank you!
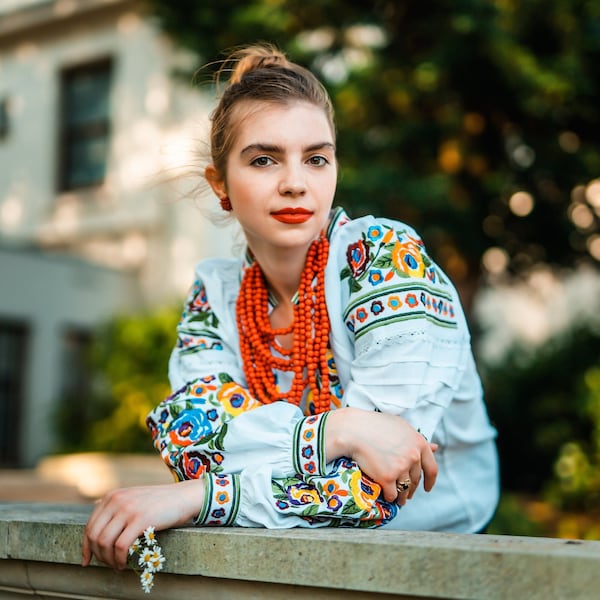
[347,239,370,277]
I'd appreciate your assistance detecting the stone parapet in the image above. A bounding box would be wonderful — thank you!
[1,502,600,599]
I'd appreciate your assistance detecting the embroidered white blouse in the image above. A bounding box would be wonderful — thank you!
[146,208,499,532]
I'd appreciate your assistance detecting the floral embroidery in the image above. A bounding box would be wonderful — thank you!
[341,223,445,294]
[180,451,210,479]
[366,225,384,242]
[196,474,240,526]
[147,373,262,480]
[368,269,384,286]
[177,279,223,356]
[340,222,457,339]
[371,300,384,315]
[293,413,329,476]
[387,295,402,310]
[168,410,213,446]
[271,458,397,527]
[391,237,425,278]
[217,382,260,416]
[346,239,370,277]
[216,490,229,504]
[405,293,418,308]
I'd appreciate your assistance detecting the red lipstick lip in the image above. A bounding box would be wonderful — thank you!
[271,207,313,224]
[271,208,313,215]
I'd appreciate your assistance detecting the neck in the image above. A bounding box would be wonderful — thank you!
[249,243,312,303]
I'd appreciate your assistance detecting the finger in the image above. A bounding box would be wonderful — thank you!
[408,464,421,499]
[394,476,411,506]
[421,445,439,492]
[82,501,112,567]
[81,534,92,567]
[91,511,129,569]
[114,522,146,571]
[384,480,401,503]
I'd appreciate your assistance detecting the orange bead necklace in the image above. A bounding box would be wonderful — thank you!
[236,236,332,414]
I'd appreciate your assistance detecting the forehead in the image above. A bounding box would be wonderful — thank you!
[229,100,335,148]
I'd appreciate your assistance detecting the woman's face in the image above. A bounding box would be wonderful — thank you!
[208,100,337,255]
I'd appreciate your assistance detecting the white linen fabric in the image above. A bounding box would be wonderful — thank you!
[150,207,499,532]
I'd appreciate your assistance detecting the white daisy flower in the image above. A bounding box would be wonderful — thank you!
[138,548,154,569]
[128,538,141,556]
[140,569,154,593]
[143,526,157,546]
[147,548,166,573]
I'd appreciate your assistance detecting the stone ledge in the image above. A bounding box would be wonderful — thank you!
[1,502,600,600]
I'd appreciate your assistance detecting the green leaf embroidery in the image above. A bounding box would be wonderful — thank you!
[349,278,362,293]
[218,372,234,384]
[373,255,393,269]
[340,265,351,280]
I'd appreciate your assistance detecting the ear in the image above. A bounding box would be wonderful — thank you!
[205,164,227,199]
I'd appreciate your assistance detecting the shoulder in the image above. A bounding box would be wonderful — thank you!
[326,211,466,341]
[329,212,439,285]
[182,257,242,318]
[194,256,243,283]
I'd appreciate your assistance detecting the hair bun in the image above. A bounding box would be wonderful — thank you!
[226,44,290,85]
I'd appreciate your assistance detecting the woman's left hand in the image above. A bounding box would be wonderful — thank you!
[81,478,205,571]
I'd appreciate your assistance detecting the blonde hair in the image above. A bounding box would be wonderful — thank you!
[208,44,335,178]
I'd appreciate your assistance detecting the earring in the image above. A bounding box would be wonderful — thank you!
[219,196,232,211]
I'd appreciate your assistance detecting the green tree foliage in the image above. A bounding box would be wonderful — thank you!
[143,0,600,295]
[482,324,600,498]
[549,363,600,511]
[53,308,180,453]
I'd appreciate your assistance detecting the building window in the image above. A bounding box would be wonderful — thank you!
[0,321,28,466]
[0,98,8,140]
[59,59,113,191]
[53,328,93,450]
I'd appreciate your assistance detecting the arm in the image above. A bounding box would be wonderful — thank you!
[196,457,398,529]
[150,262,330,481]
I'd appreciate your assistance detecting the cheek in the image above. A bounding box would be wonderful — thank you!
[228,176,266,206]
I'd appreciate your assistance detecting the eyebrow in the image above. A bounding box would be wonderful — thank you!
[240,142,336,156]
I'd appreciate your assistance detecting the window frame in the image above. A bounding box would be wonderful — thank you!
[0,319,29,467]
[57,57,113,192]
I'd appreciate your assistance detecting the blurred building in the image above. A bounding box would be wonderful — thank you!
[0,0,233,467]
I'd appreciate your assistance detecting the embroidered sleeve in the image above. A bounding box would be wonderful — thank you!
[329,217,477,439]
[147,268,331,482]
[147,379,330,480]
[195,459,398,529]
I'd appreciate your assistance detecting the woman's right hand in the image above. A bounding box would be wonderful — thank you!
[325,407,438,504]
[82,478,205,571]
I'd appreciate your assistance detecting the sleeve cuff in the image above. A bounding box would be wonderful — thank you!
[195,473,241,526]
[292,412,330,476]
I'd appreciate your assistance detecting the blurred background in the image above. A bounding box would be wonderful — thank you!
[0,0,598,539]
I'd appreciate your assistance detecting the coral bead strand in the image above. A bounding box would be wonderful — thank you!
[236,236,332,413]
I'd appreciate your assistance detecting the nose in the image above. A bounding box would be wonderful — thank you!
[278,164,306,197]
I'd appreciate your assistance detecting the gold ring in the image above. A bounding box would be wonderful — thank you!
[396,478,411,493]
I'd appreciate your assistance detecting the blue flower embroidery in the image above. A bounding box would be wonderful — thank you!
[368,269,384,286]
[171,410,213,443]
[367,225,384,241]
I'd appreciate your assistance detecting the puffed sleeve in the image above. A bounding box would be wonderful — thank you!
[325,216,477,441]
[146,259,330,481]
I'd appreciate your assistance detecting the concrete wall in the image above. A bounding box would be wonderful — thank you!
[1,503,600,599]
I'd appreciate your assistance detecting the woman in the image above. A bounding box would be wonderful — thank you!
[82,44,499,570]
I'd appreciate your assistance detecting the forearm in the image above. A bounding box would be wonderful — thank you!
[323,406,359,462]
